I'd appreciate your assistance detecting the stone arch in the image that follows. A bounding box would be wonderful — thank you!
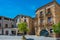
[40,29,49,37]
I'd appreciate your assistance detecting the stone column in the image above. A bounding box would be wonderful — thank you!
[16,29,18,36]
[8,29,11,35]
[2,17,4,35]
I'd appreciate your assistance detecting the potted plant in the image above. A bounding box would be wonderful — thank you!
[52,22,60,38]
[18,22,29,40]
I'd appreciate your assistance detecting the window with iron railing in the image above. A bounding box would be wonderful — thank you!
[46,8,51,14]
[40,11,43,16]
[48,17,52,23]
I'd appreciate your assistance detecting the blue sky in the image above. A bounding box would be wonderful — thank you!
[0,0,60,18]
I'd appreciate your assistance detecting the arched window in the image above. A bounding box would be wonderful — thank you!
[47,8,51,13]
[48,17,52,23]
[11,25,14,28]
[40,11,43,15]
[5,24,8,28]
[5,31,8,35]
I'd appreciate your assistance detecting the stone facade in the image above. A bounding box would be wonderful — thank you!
[0,15,35,35]
[0,16,16,35]
[0,0,60,37]
[14,15,35,35]
[35,1,60,37]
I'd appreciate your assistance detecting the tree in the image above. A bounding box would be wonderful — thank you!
[18,22,29,40]
[52,22,60,33]
[52,22,60,38]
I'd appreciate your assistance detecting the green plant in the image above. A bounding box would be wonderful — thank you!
[18,22,29,40]
[52,22,60,34]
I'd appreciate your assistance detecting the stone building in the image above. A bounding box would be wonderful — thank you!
[0,16,16,35]
[14,15,35,35]
[35,0,60,37]
[0,15,35,35]
[0,0,60,37]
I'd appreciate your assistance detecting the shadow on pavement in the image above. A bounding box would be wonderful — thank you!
[26,38,34,40]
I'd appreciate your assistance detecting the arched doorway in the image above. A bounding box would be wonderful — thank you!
[24,31,27,35]
[40,30,49,37]
[5,31,8,35]
[11,31,16,35]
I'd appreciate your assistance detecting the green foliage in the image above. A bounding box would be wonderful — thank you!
[18,22,28,33]
[52,22,60,34]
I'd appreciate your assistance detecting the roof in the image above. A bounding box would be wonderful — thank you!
[35,1,60,12]
[14,14,33,19]
[0,16,14,20]
[0,14,34,20]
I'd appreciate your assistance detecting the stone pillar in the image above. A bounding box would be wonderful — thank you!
[8,29,11,35]
[2,17,4,35]
[4,29,5,35]
[16,29,18,36]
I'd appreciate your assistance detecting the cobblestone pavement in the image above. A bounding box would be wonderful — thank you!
[0,35,57,40]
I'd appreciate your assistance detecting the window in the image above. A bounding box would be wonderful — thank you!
[16,19,17,23]
[40,11,43,15]
[5,31,8,35]
[24,16,26,18]
[47,8,51,13]
[0,23,1,27]
[24,19,26,22]
[0,17,2,20]
[5,24,8,28]
[11,31,16,35]
[50,29,53,33]
[12,25,14,28]
[48,17,52,23]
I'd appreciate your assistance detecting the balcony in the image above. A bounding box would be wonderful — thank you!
[4,27,8,28]
[46,12,52,17]
[39,11,44,18]
[40,19,44,27]
[9,26,16,28]
[40,23,44,27]
[39,14,44,18]
[47,22,53,26]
